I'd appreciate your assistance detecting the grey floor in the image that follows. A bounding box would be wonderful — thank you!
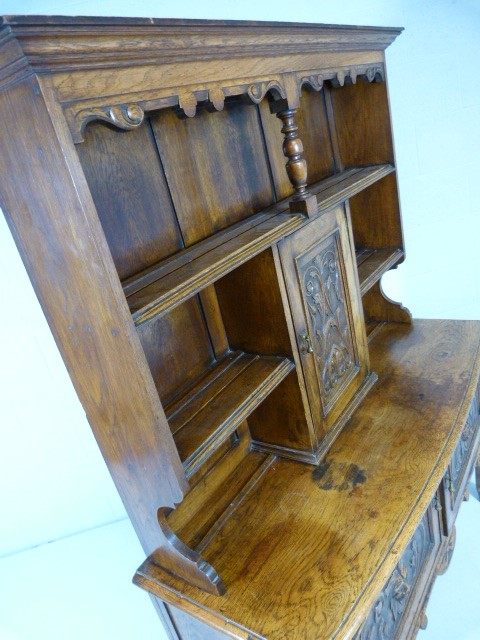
[1,479,479,640]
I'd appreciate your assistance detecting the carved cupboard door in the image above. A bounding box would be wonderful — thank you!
[278,204,372,438]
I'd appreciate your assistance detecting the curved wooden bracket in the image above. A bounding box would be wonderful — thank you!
[147,507,225,596]
[362,280,412,325]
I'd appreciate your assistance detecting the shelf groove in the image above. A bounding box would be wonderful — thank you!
[165,350,294,478]
[356,247,404,295]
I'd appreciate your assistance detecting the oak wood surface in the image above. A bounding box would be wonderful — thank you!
[356,247,404,295]
[134,320,480,639]
[278,205,370,439]
[2,16,475,639]
[76,118,183,280]
[165,351,294,477]
[127,212,304,325]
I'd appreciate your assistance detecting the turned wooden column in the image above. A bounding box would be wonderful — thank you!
[275,104,317,216]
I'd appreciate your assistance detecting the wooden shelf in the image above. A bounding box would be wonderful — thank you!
[134,320,480,640]
[124,210,304,326]
[165,350,294,478]
[123,164,394,327]
[311,163,395,212]
[356,247,404,295]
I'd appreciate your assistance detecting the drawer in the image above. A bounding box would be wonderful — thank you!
[355,502,442,640]
[441,385,480,533]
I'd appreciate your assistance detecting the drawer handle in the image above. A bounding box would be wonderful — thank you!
[299,332,314,354]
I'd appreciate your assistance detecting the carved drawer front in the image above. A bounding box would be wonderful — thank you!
[441,385,480,533]
[355,505,442,640]
[278,204,371,438]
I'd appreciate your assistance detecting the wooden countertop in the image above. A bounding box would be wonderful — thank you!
[135,319,480,639]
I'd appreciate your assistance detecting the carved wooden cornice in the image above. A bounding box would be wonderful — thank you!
[0,16,402,72]
[0,17,393,141]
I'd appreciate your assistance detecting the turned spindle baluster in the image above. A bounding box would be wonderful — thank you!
[275,105,317,216]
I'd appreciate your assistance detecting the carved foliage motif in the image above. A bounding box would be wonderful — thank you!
[355,513,433,640]
[69,63,385,143]
[451,392,479,500]
[298,231,356,412]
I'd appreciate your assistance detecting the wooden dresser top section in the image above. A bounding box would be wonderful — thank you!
[0,17,402,143]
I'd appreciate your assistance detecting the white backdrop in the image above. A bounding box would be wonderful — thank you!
[1,0,479,559]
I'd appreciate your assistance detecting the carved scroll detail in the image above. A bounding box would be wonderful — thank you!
[355,512,433,640]
[298,231,357,413]
[299,64,385,93]
[451,393,479,502]
[74,103,145,141]
[247,79,286,104]
[68,62,385,143]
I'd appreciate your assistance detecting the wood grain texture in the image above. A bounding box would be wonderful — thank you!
[329,77,394,168]
[76,119,183,280]
[151,102,274,245]
[165,350,294,477]
[134,320,480,639]
[278,205,370,439]
[259,89,335,200]
[137,298,214,405]
[126,212,304,325]
[0,76,187,548]
[356,247,404,296]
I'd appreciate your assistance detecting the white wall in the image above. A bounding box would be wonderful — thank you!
[1,0,479,558]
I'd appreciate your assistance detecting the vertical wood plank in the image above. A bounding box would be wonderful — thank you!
[151,101,274,245]
[77,119,184,280]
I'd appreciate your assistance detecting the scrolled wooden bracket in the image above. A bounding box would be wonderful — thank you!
[273,102,317,217]
[73,103,145,142]
[147,507,225,596]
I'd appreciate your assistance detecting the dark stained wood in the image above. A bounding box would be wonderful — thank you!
[76,119,183,280]
[348,173,403,249]
[137,298,214,404]
[259,89,335,200]
[134,320,480,639]
[329,77,394,168]
[362,280,412,326]
[278,205,371,440]
[312,164,394,212]
[151,102,274,245]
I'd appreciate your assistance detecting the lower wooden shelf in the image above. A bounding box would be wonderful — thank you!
[134,320,480,640]
[356,247,404,295]
[165,350,294,478]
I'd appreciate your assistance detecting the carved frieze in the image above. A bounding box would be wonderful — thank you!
[297,230,358,414]
[355,512,434,640]
[66,63,385,143]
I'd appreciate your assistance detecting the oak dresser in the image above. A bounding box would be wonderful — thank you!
[1,15,479,639]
